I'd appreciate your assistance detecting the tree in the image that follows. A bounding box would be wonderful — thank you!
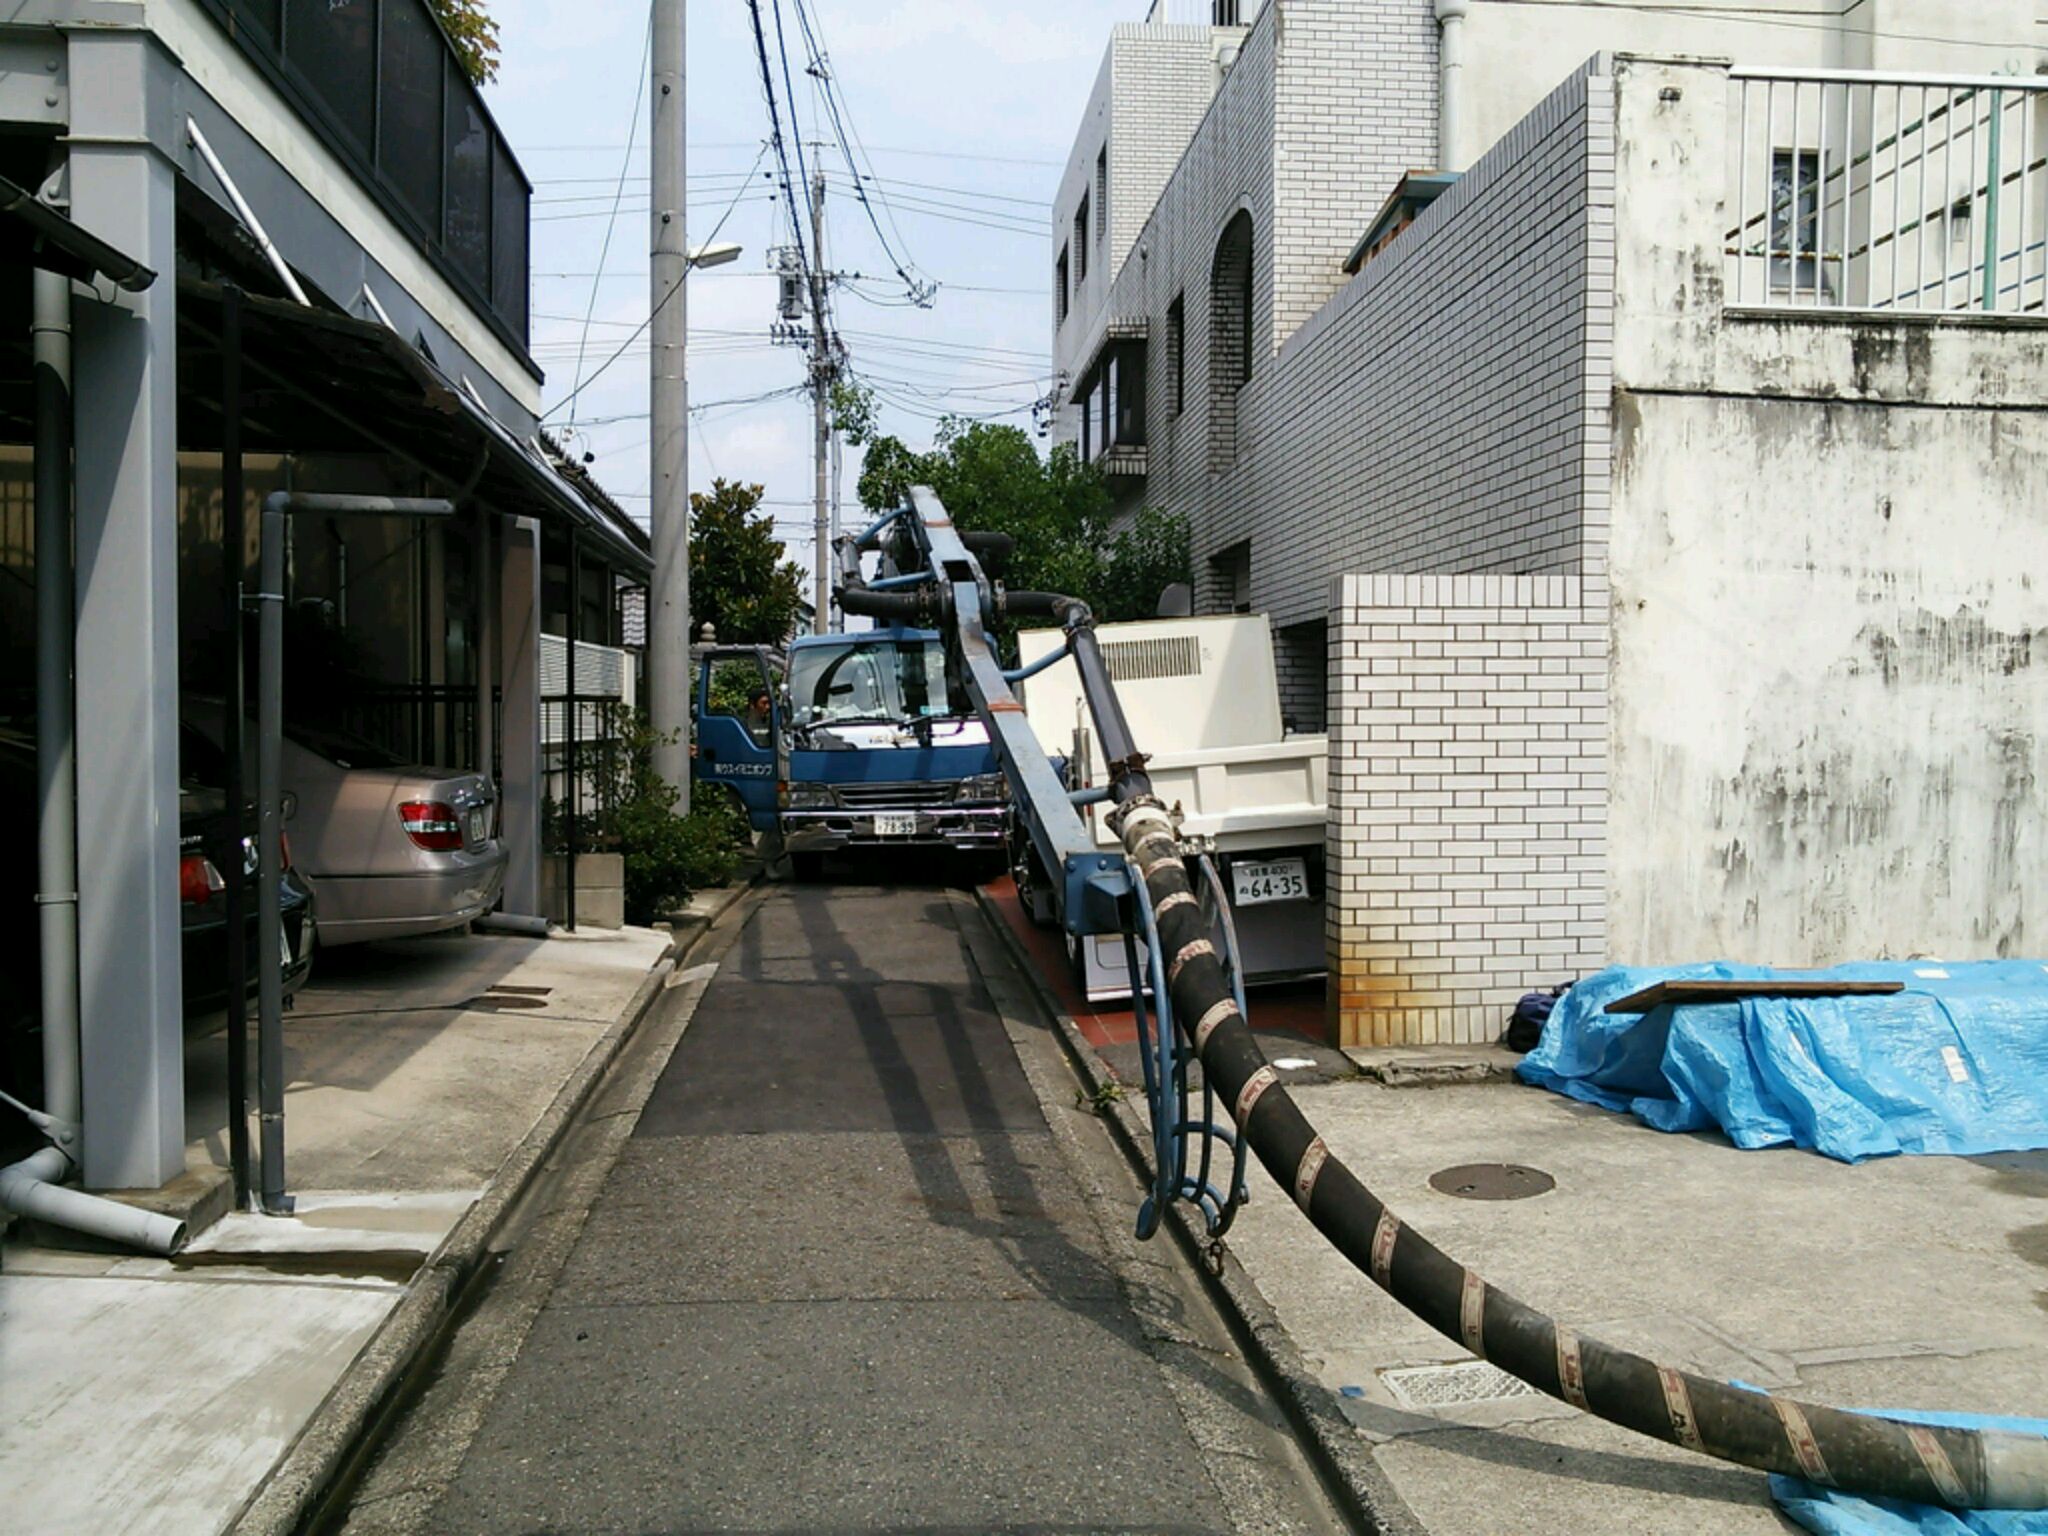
[852,411,1191,628]
[690,479,807,645]
[430,0,501,85]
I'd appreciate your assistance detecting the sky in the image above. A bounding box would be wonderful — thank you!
[479,0,1139,581]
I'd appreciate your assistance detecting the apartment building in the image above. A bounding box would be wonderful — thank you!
[1053,0,2048,1046]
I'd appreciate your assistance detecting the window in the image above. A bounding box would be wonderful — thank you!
[492,140,529,324]
[1056,246,1070,324]
[1166,293,1185,416]
[1208,210,1254,470]
[378,0,445,223]
[444,71,492,295]
[1096,146,1108,245]
[787,639,971,738]
[284,0,376,150]
[1077,380,1094,460]
[1074,196,1090,282]
[1214,0,1242,22]
[1109,345,1146,447]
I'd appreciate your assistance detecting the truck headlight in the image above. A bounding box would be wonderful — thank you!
[956,773,1008,803]
[785,784,837,809]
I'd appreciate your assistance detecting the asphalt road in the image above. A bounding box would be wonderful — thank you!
[341,882,1346,1536]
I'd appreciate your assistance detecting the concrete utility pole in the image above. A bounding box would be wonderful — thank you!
[649,0,689,805]
[810,165,832,635]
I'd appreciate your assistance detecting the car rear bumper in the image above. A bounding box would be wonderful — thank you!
[310,844,509,946]
[782,805,1008,855]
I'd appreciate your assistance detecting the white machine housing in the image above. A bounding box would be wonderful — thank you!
[1016,614,1328,999]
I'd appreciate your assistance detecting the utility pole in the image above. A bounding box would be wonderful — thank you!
[649,0,689,805]
[809,165,832,635]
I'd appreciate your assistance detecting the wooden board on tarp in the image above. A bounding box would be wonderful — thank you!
[1602,979,1907,1015]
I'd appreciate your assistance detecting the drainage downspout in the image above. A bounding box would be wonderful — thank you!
[1434,0,1470,173]
[0,267,185,1255]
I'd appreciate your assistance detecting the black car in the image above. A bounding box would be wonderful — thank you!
[0,728,316,1107]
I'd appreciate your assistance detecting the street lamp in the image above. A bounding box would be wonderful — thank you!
[689,242,742,269]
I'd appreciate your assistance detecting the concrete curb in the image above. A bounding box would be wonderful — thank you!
[226,937,685,1536]
[973,889,1428,1536]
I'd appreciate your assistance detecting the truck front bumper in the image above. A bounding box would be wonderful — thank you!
[782,805,1008,855]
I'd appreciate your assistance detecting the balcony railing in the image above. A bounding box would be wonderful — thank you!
[1726,67,2048,317]
[199,0,532,354]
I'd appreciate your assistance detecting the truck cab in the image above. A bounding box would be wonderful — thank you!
[695,629,1009,881]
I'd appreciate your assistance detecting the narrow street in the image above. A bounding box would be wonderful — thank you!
[339,882,1350,1536]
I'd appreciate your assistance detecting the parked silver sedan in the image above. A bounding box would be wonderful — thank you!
[184,702,507,947]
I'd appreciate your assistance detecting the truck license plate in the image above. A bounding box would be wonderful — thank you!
[874,813,918,838]
[1232,857,1309,906]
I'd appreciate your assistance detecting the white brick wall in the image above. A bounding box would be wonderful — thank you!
[1325,573,1609,1047]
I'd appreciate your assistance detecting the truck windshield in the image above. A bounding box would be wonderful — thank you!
[788,638,971,732]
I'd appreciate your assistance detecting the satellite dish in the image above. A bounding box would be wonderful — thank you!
[1155,583,1193,618]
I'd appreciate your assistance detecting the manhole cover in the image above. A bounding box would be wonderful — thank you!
[1428,1162,1555,1200]
[1379,1360,1541,1409]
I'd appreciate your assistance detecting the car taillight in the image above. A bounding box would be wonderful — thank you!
[179,853,225,906]
[399,800,464,852]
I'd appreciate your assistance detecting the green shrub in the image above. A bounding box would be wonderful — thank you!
[571,705,751,922]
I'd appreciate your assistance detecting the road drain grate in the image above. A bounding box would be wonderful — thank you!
[1379,1360,1541,1409]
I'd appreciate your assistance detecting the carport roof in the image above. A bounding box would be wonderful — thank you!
[177,279,650,578]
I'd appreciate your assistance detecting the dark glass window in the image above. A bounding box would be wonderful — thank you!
[284,0,376,151]
[1074,196,1089,281]
[1166,294,1185,415]
[1056,247,1069,324]
[379,0,445,224]
[444,65,492,292]
[228,0,279,44]
[492,141,529,340]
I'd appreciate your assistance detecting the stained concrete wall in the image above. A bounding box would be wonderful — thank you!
[1605,55,2048,964]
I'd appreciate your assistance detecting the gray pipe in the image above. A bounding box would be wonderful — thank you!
[33,267,78,1163]
[0,1147,185,1252]
[256,495,289,1214]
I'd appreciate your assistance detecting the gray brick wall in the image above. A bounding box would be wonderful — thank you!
[1067,10,1613,630]
[1325,572,1609,1047]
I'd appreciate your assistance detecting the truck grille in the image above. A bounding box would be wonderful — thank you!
[834,781,958,810]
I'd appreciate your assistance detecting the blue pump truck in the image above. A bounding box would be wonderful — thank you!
[694,629,1011,881]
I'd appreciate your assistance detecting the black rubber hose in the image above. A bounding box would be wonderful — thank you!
[1103,795,2048,1510]
[838,588,931,623]
[1002,591,1093,624]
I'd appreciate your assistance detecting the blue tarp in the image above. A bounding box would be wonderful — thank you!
[1765,1404,2048,1535]
[1516,962,2048,1162]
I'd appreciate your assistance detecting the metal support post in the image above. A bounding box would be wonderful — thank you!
[221,283,251,1207]
[256,494,454,1215]
[565,528,580,932]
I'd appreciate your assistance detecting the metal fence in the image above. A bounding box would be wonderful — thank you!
[1727,68,2048,316]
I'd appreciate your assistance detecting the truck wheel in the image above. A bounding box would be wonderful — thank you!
[789,851,825,883]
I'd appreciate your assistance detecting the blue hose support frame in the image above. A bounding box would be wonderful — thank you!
[1120,855,1252,1241]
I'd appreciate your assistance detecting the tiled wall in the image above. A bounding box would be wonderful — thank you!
[1325,573,1609,1047]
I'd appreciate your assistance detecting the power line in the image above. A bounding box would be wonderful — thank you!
[565,11,652,433]
[539,142,769,423]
